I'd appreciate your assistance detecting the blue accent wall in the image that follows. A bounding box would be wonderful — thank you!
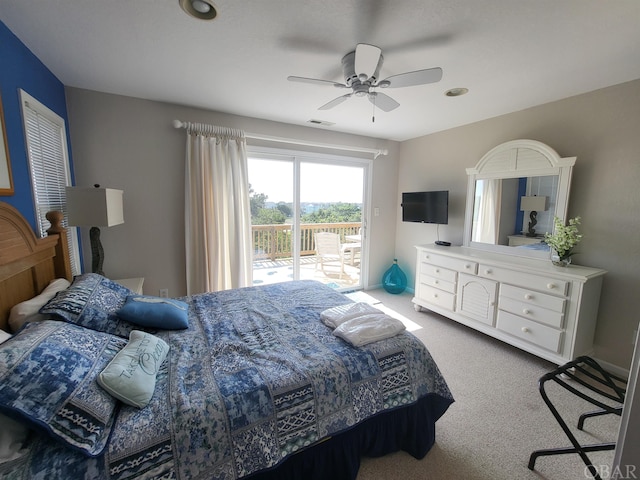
[0,20,74,231]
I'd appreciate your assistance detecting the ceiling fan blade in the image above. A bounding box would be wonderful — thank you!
[369,92,399,112]
[287,76,347,88]
[354,43,382,80]
[381,67,443,88]
[319,94,352,110]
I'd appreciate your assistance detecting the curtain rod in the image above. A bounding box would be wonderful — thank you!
[173,120,388,159]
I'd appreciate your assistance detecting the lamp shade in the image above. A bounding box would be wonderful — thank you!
[66,187,124,227]
[520,196,546,212]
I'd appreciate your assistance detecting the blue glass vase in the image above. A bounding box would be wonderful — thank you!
[382,259,407,294]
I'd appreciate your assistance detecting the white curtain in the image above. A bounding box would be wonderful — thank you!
[473,179,502,244]
[184,123,253,294]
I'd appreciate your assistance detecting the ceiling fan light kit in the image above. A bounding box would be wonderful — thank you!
[288,43,443,116]
[179,0,218,20]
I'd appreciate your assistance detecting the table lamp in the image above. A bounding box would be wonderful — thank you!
[520,195,547,237]
[66,185,124,275]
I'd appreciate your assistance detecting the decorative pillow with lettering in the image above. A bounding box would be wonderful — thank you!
[97,330,169,408]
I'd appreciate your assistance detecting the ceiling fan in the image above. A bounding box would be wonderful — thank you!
[288,43,443,114]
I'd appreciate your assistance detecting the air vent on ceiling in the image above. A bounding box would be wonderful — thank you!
[307,119,335,127]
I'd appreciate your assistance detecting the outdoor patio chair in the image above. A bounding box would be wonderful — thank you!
[342,227,362,266]
[314,232,347,279]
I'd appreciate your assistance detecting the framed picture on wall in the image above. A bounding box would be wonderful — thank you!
[0,92,14,195]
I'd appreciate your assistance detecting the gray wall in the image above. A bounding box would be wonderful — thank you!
[67,79,639,370]
[65,88,400,299]
[396,79,640,370]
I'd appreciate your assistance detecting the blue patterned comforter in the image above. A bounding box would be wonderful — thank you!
[2,280,453,479]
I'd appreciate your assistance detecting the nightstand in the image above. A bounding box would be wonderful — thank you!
[114,277,144,294]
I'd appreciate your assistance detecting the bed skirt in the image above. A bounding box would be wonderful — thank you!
[246,392,452,480]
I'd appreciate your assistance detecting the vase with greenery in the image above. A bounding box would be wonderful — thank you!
[544,216,582,266]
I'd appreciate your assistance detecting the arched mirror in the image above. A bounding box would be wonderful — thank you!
[463,139,575,260]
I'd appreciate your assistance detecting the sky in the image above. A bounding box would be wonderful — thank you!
[248,158,364,204]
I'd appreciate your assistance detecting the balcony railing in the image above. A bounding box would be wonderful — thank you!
[252,222,361,261]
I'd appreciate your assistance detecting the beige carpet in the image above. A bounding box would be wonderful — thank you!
[349,289,622,480]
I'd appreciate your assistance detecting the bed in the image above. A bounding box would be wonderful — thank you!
[0,201,453,480]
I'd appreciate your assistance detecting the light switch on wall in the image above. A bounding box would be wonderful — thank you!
[374,207,380,217]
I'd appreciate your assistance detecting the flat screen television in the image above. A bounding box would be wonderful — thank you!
[401,190,449,224]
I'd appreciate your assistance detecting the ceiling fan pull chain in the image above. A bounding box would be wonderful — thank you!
[372,95,376,123]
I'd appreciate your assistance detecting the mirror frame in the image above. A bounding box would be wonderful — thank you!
[463,139,576,259]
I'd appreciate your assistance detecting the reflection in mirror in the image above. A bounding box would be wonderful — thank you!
[463,139,575,260]
[471,175,558,247]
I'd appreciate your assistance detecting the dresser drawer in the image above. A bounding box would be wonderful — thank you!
[496,311,562,353]
[419,264,457,284]
[500,284,566,313]
[419,272,456,294]
[499,297,564,329]
[417,283,456,311]
[478,265,568,297]
[420,251,478,274]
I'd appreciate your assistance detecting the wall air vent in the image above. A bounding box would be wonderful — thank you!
[307,119,335,127]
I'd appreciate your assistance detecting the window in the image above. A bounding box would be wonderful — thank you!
[248,146,370,291]
[20,89,81,275]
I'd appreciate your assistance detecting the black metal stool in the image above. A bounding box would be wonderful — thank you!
[528,356,627,480]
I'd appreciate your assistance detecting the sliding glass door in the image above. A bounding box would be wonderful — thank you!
[248,155,295,284]
[248,149,368,292]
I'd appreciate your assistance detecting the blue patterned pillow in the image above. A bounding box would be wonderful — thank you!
[40,273,138,338]
[0,320,126,457]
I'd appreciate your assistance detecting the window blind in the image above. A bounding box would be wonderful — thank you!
[20,89,81,276]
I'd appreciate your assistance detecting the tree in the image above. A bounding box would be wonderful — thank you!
[302,203,361,223]
[253,208,286,225]
[249,184,267,217]
[249,184,285,224]
[276,202,292,218]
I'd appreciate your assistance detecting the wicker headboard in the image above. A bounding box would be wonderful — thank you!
[0,202,72,331]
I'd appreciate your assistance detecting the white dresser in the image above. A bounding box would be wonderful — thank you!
[412,244,606,365]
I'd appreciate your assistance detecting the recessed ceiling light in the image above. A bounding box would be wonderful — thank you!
[179,0,218,20]
[445,87,469,97]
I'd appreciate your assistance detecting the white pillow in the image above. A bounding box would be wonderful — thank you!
[0,413,29,463]
[0,329,11,344]
[8,278,70,333]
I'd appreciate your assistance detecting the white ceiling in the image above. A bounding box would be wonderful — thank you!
[2,0,640,142]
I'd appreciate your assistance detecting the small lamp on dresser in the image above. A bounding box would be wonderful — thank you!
[66,185,124,276]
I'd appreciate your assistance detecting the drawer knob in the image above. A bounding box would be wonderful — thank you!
[547,283,557,290]
[433,293,438,298]
[434,280,439,284]
[523,309,531,315]
[435,268,440,273]
[485,269,493,275]
[521,327,530,333]
[465,264,471,269]
[525,294,533,300]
